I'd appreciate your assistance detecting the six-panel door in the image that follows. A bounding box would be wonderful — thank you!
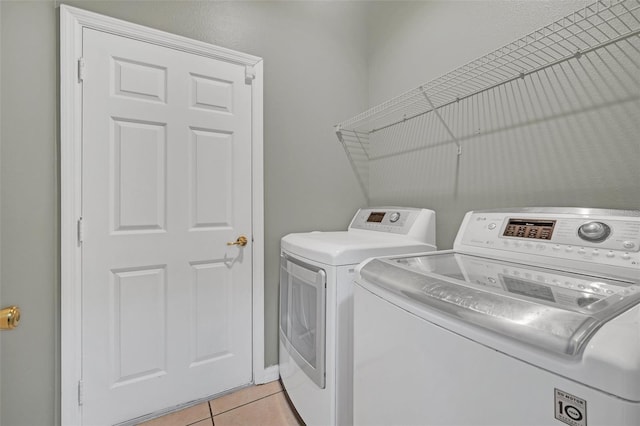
[81,28,253,425]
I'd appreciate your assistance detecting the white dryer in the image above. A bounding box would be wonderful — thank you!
[354,207,640,426]
[279,207,437,426]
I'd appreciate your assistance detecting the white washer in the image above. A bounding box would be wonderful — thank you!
[279,207,437,426]
[354,207,640,426]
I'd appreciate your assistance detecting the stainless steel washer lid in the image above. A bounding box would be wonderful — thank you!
[358,252,640,357]
[281,231,436,266]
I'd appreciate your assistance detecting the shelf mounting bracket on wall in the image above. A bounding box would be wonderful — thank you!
[334,0,640,200]
[336,125,370,203]
[419,87,462,156]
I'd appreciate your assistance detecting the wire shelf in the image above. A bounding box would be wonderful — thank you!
[336,0,640,141]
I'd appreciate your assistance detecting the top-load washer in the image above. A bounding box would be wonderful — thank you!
[353,207,640,426]
[279,207,437,426]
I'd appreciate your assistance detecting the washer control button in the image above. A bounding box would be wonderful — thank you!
[488,223,497,230]
[606,251,615,258]
[622,253,631,260]
[578,221,611,243]
[389,212,401,223]
[623,241,636,250]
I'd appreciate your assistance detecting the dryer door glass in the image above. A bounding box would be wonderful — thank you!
[280,254,327,388]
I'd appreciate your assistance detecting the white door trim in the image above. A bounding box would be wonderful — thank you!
[60,5,265,424]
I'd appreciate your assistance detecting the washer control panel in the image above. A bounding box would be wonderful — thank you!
[457,255,636,310]
[456,208,640,268]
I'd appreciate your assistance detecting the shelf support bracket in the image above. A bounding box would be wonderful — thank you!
[334,125,343,143]
[334,125,370,203]
[419,87,462,156]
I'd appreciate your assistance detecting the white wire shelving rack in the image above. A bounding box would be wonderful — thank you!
[335,0,640,198]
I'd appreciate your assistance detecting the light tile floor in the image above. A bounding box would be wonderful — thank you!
[138,381,303,426]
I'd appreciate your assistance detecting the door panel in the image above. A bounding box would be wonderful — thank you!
[112,118,167,232]
[111,266,167,386]
[190,129,233,228]
[191,261,233,364]
[82,28,253,425]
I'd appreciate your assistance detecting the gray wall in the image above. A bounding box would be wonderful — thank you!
[2,1,638,425]
[1,2,61,426]
[0,1,367,425]
[366,1,640,249]
[0,1,3,420]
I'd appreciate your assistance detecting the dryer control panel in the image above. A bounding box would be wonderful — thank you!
[349,207,436,244]
[455,208,640,269]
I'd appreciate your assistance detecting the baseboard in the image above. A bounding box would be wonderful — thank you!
[256,364,280,384]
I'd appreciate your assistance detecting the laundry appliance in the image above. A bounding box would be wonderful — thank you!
[354,208,640,426]
[279,207,437,426]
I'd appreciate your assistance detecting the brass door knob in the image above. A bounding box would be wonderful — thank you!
[1,306,21,330]
[227,236,248,247]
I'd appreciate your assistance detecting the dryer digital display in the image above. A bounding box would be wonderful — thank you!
[367,212,386,223]
[503,218,556,240]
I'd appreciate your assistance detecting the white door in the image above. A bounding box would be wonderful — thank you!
[81,28,253,425]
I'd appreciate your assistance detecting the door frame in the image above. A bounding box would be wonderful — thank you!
[60,5,264,424]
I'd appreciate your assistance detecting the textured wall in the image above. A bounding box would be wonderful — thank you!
[0,1,367,425]
[1,2,60,425]
[55,0,370,367]
[0,1,3,421]
[365,0,640,249]
[3,1,637,425]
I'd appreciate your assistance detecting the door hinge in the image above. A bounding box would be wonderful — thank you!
[77,380,84,406]
[78,58,86,82]
[245,65,255,84]
[77,217,84,244]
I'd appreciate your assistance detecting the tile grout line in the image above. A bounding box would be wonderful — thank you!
[207,399,215,419]
[184,418,212,426]
[207,399,215,426]
[184,408,213,426]
[211,389,285,417]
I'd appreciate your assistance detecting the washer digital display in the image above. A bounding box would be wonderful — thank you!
[503,218,556,240]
